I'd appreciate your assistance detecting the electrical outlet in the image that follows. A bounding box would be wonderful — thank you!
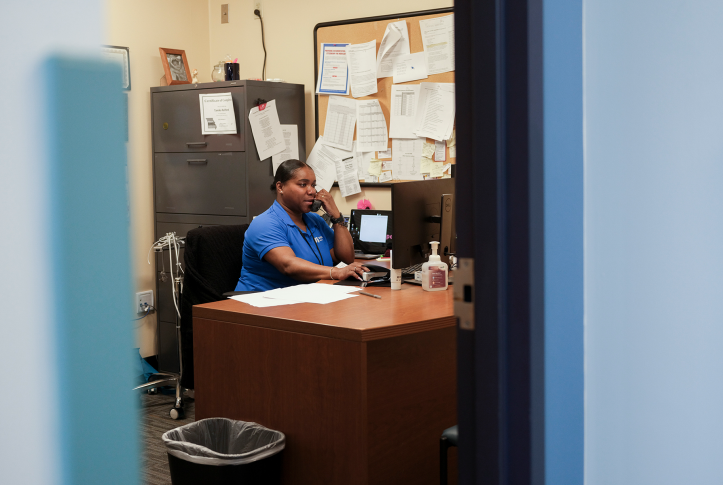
[136,290,154,314]
[253,1,263,19]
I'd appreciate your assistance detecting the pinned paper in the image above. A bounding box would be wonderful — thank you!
[446,129,456,147]
[382,160,392,171]
[420,157,434,173]
[430,162,445,178]
[368,159,383,176]
[435,140,446,161]
[379,171,393,182]
[422,141,435,159]
[449,146,456,158]
[442,163,451,173]
[377,148,392,159]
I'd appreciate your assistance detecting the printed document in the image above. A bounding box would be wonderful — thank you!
[322,95,356,151]
[419,14,455,75]
[388,84,420,139]
[356,99,388,152]
[377,148,392,159]
[435,140,446,161]
[316,43,350,95]
[335,156,362,197]
[392,138,424,180]
[379,171,393,182]
[354,142,374,181]
[248,99,285,160]
[376,21,410,78]
[415,83,455,141]
[347,40,378,98]
[393,52,428,84]
[306,136,343,192]
[272,125,299,174]
[199,93,237,135]
[232,283,360,307]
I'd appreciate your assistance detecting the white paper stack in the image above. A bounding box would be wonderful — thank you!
[230,283,360,307]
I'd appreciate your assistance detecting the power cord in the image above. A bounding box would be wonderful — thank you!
[254,9,267,80]
[133,303,156,321]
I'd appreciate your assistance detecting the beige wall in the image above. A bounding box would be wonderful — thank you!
[207,0,453,213]
[106,0,211,356]
[106,0,451,357]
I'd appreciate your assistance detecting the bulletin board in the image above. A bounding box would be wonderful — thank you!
[314,8,455,186]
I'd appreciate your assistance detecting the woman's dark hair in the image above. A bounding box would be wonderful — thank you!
[270,159,311,191]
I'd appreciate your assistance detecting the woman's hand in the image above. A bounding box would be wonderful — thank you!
[330,262,370,281]
[315,189,341,219]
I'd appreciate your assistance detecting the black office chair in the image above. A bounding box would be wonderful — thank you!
[440,424,458,485]
[179,224,249,391]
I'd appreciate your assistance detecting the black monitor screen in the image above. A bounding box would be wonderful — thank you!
[391,179,455,269]
[349,209,393,254]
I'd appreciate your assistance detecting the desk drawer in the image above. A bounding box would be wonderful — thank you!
[152,86,246,152]
[154,152,247,216]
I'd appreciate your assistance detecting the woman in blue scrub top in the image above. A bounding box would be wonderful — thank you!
[235,159,369,291]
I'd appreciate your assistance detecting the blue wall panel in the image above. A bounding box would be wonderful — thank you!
[585,2,723,483]
[46,56,138,485]
[544,0,584,483]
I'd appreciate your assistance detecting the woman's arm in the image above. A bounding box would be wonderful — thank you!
[264,246,367,282]
[314,189,355,264]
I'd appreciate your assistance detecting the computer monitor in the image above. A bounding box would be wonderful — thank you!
[391,179,455,269]
[349,209,393,254]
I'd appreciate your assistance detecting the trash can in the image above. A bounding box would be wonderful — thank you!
[162,418,285,485]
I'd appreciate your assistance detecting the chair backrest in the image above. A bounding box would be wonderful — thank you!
[179,224,249,389]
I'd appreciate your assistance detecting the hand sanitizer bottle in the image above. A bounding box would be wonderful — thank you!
[422,241,448,291]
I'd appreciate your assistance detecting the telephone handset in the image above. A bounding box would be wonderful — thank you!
[310,199,323,212]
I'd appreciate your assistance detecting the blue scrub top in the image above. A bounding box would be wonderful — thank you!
[236,200,335,291]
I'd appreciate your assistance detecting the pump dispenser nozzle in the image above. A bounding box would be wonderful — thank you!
[429,241,441,262]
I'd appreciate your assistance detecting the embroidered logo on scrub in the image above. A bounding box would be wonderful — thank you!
[314,236,324,243]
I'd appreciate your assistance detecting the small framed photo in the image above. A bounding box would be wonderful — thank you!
[102,45,131,90]
[159,47,191,85]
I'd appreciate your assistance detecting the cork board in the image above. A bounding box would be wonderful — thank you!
[314,8,455,185]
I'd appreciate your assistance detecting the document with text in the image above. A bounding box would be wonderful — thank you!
[316,43,350,95]
[248,99,285,160]
[356,99,388,152]
[199,93,237,135]
[347,40,378,98]
[419,14,455,75]
[376,20,410,79]
[389,84,420,139]
[322,95,357,151]
[272,124,299,174]
[392,138,424,180]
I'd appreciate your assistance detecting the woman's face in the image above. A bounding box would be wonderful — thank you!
[278,166,317,213]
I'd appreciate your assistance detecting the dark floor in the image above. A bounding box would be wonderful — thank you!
[140,391,195,485]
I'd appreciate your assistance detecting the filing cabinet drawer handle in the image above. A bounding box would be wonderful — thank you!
[186,142,207,147]
[187,159,208,165]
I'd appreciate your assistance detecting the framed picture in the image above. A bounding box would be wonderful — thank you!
[159,47,191,85]
[102,45,131,90]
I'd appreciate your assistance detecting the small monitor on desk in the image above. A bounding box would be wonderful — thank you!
[349,209,393,255]
[391,179,455,269]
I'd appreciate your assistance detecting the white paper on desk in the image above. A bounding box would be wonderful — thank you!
[263,283,360,305]
[434,140,446,161]
[393,52,428,84]
[356,99,388,152]
[388,84,420,139]
[419,14,455,75]
[316,43,350,95]
[230,293,298,308]
[307,137,345,191]
[199,92,237,135]
[271,125,299,174]
[322,96,356,151]
[347,40,378,98]
[335,155,362,197]
[392,138,424,180]
[377,21,410,79]
[248,99,285,160]
[415,83,455,142]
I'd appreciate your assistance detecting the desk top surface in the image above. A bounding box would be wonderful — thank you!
[194,280,455,342]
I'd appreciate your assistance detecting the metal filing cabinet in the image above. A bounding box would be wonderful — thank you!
[151,80,306,372]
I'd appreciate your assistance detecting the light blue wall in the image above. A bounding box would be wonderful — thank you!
[584,1,723,484]
[544,0,584,483]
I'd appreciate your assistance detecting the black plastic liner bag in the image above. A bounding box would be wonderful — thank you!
[162,418,285,466]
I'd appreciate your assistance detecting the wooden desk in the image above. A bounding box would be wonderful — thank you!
[193,280,457,484]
